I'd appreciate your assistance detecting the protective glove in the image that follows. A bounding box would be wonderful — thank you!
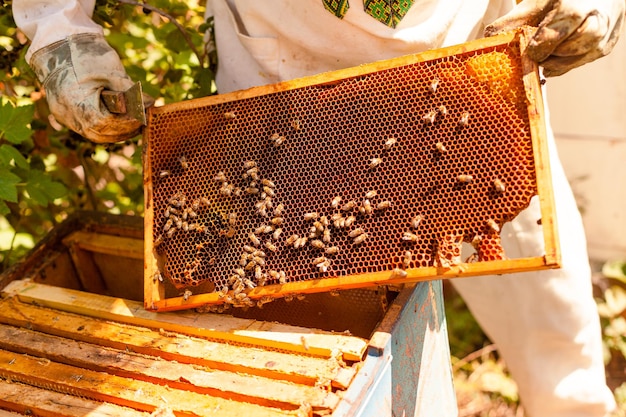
[484,0,625,76]
[29,33,145,143]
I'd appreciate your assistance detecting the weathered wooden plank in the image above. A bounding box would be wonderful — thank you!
[0,349,298,417]
[0,380,149,417]
[0,296,355,389]
[64,241,109,295]
[3,280,367,362]
[62,231,144,260]
[0,324,340,411]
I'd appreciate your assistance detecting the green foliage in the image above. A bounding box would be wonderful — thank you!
[0,0,216,270]
[596,260,626,366]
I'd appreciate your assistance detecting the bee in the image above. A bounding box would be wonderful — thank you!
[255,224,272,235]
[353,233,368,245]
[487,219,500,233]
[285,234,299,247]
[322,228,331,243]
[304,212,319,221]
[183,290,192,301]
[313,221,324,233]
[200,197,211,207]
[239,253,250,266]
[310,239,325,249]
[312,256,328,266]
[458,111,470,126]
[429,77,439,93]
[438,105,448,116]
[402,232,419,242]
[182,221,189,231]
[245,186,260,195]
[263,186,275,198]
[214,171,227,182]
[331,196,342,209]
[391,268,408,278]
[223,111,236,119]
[163,218,173,232]
[341,200,356,212]
[166,227,177,238]
[317,259,331,273]
[249,232,261,246]
[384,137,397,150]
[228,212,237,226]
[273,203,284,216]
[257,296,273,308]
[179,155,189,170]
[243,278,257,289]
[330,289,340,297]
[220,227,236,238]
[493,179,506,193]
[296,294,306,301]
[278,271,287,284]
[270,217,283,226]
[403,250,412,269]
[284,294,294,302]
[154,271,164,283]
[325,246,339,255]
[411,215,423,229]
[348,228,365,238]
[422,110,437,124]
[360,199,373,215]
[364,190,377,200]
[255,265,263,280]
[154,235,164,248]
[369,158,383,169]
[273,135,286,147]
[272,228,282,240]
[265,240,277,252]
[261,178,275,188]
[243,160,256,169]
[294,236,308,249]
[333,216,346,228]
[344,215,356,228]
[376,201,391,210]
[291,119,301,130]
[435,142,447,152]
[457,174,473,183]
[159,170,170,178]
[245,260,257,271]
[220,182,234,196]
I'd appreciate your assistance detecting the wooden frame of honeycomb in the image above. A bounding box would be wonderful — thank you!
[143,28,560,312]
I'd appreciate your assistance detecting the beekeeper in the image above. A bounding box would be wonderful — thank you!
[13,1,625,416]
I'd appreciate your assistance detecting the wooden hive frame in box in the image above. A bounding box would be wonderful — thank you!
[143,28,560,312]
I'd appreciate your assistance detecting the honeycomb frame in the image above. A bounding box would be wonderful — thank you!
[144,28,560,312]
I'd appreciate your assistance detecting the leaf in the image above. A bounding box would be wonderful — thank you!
[0,169,20,203]
[604,286,626,317]
[0,144,29,169]
[0,101,34,144]
[23,170,68,206]
[0,200,9,216]
[602,260,626,284]
[164,27,189,53]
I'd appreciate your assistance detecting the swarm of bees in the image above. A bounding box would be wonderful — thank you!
[153,71,515,307]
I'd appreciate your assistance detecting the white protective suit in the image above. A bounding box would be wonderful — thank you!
[12,0,619,416]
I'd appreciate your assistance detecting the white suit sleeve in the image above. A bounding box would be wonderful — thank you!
[12,0,103,61]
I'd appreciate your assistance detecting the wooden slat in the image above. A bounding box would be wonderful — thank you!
[0,350,298,417]
[3,280,367,362]
[519,26,561,268]
[64,241,109,294]
[0,296,355,389]
[0,380,149,417]
[0,324,339,411]
[62,231,144,260]
[150,256,557,312]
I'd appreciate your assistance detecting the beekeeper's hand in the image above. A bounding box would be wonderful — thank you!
[485,0,625,76]
[30,33,146,143]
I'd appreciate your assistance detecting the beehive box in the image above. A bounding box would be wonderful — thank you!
[144,28,560,312]
[0,212,453,416]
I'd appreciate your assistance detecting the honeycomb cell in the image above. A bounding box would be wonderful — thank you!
[146,38,540,305]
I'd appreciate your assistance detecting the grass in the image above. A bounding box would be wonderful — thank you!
[445,261,626,417]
